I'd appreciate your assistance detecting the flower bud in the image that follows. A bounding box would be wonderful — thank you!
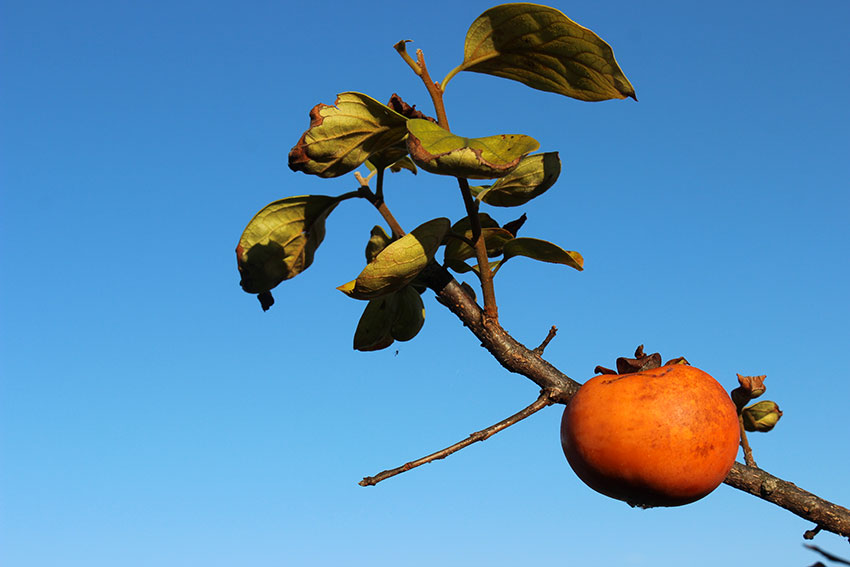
[742,400,783,432]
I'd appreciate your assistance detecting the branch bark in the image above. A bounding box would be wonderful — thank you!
[419,262,850,540]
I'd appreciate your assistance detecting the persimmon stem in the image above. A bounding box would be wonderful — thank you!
[738,413,757,467]
[359,391,555,486]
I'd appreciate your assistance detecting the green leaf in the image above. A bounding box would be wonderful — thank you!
[473,152,561,207]
[365,154,418,175]
[353,294,397,352]
[236,195,340,296]
[388,156,418,175]
[455,3,636,102]
[444,227,515,263]
[450,213,500,233]
[390,285,425,342]
[501,237,584,271]
[406,119,539,179]
[339,217,450,300]
[288,92,409,178]
[352,285,426,351]
[365,225,393,263]
[445,258,477,274]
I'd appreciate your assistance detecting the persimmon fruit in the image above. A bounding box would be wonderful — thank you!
[560,364,740,507]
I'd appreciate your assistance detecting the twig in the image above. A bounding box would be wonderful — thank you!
[355,175,406,238]
[738,414,757,467]
[804,544,850,565]
[533,326,558,355]
[393,41,449,130]
[360,391,555,486]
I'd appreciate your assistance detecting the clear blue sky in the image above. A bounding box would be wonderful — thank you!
[2,1,848,565]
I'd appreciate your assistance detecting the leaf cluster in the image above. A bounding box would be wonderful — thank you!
[236,2,634,347]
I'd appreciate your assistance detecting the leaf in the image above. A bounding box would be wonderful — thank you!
[388,156,418,175]
[501,237,584,271]
[236,195,340,296]
[366,154,418,175]
[456,4,636,102]
[501,213,527,236]
[473,152,561,207]
[365,225,393,263]
[353,294,397,352]
[444,227,515,263]
[406,119,539,179]
[339,217,450,300]
[288,92,408,178]
[450,212,501,233]
[390,285,425,342]
[352,285,426,351]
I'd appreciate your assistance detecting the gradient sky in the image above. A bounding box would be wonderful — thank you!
[2,1,849,565]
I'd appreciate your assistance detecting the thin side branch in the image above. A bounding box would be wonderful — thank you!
[360,391,555,486]
[804,544,850,565]
[355,178,406,238]
[533,326,558,355]
[393,41,449,129]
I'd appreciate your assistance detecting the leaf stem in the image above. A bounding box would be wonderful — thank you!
[457,177,498,321]
[355,176,406,238]
[375,167,385,203]
[440,64,464,91]
[359,391,555,486]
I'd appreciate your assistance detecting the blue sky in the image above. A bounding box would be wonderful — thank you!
[1,0,848,565]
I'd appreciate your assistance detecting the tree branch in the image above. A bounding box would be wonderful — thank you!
[419,262,850,539]
[725,463,850,540]
[419,263,579,403]
[360,391,555,486]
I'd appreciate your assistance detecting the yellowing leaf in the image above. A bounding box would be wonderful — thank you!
[406,119,539,179]
[473,152,561,207]
[339,217,450,300]
[501,237,584,271]
[455,3,636,102]
[236,195,340,298]
[288,92,408,178]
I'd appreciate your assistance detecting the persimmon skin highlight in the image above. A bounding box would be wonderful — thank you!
[560,365,740,507]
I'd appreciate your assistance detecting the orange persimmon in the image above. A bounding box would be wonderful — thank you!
[560,364,740,507]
